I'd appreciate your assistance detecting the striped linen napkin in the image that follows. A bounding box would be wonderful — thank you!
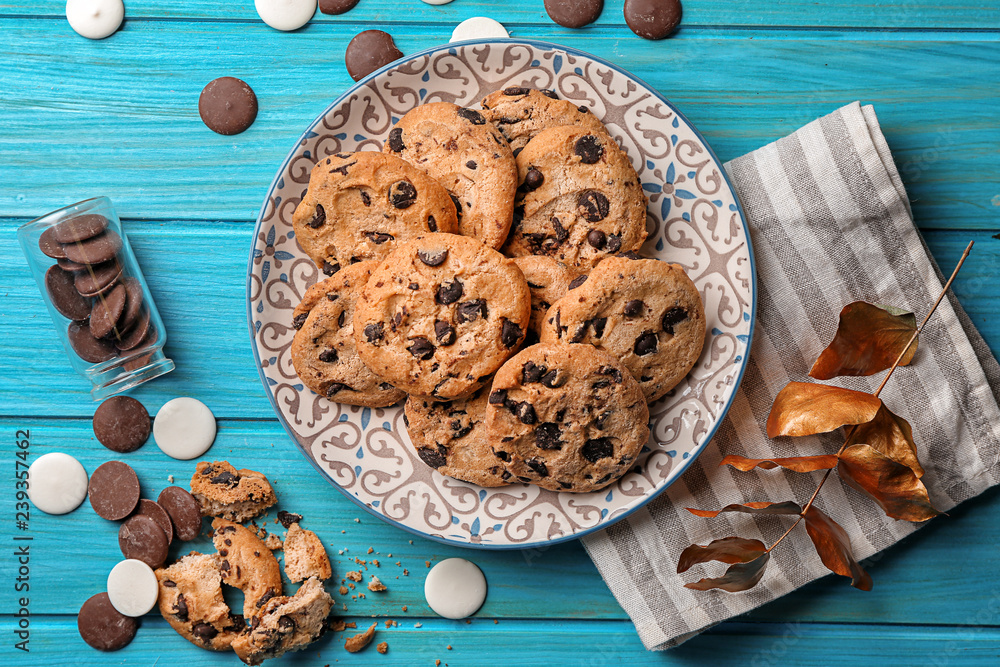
[581,102,1000,650]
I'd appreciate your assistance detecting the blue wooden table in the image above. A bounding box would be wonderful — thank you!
[2,1,999,664]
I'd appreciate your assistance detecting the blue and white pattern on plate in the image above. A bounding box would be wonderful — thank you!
[247,39,756,549]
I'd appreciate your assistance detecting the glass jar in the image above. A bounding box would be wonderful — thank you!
[17,197,175,400]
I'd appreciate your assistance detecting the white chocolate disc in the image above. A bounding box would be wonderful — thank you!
[422,0,455,5]
[107,559,159,617]
[424,558,487,619]
[255,0,317,31]
[450,17,509,43]
[66,0,124,40]
[27,452,89,515]
[153,397,217,460]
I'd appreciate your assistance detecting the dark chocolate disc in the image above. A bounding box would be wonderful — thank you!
[57,257,88,272]
[624,0,683,40]
[157,486,202,542]
[63,230,123,265]
[77,593,137,651]
[46,265,91,320]
[545,0,604,28]
[38,226,68,259]
[319,0,359,14]
[68,321,118,363]
[90,283,128,339]
[198,77,258,136]
[88,460,141,521]
[345,30,404,82]
[93,396,151,453]
[116,310,151,351]
[52,214,110,243]
[133,498,174,546]
[118,514,169,569]
[117,278,144,332]
[74,261,122,297]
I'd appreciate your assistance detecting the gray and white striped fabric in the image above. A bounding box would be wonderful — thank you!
[581,102,1000,650]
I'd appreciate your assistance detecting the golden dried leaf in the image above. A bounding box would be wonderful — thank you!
[838,444,941,522]
[686,501,802,518]
[851,405,923,478]
[802,506,873,591]
[721,455,839,473]
[766,382,882,438]
[809,302,918,380]
[677,536,767,574]
[683,553,771,592]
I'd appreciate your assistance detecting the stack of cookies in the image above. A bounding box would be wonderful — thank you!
[290,87,706,494]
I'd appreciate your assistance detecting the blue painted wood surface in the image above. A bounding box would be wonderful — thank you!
[1,1,999,665]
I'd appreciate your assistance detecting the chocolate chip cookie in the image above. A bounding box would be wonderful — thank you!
[211,519,284,619]
[504,126,648,273]
[485,342,649,493]
[155,552,246,651]
[283,522,333,583]
[231,577,334,665]
[539,256,706,402]
[403,385,510,487]
[190,460,277,523]
[290,262,406,407]
[384,102,517,249]
[512,255,573,343]
[353,233,531,399]
[292,151,459,272]
[480,87,609,154]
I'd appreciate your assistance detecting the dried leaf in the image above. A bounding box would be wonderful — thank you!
[677,536,767,573]
[684,553,771,592]
[802,506,873,590]
[686,501,802,518]
[809,301,918,380]
[838,444,941,522]
[766,382,882,438]
[851,405,923,478]
[721,455,839,473]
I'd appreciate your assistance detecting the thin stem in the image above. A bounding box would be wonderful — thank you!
[767,240,973,554]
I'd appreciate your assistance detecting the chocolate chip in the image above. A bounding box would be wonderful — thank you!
[256,590,278,610]
[318,348,338,363]
[574,135,604,164]
[618,251,643,260]
[277,615,296,633]
[326,382,350,397]
[174,594,189,621]
[523,168,544,191]
[198,77,258,135]
[118,514,169,569]
[592,317,607,338]
[579,191,610,222]
[322,260,340,276]
[634,331,658,356]
[598,365,623,384]
[389,180,418,209]
[522,361,547,384]
[586,229,607,250]
[338,310,347,328]
[344,29,403,81]
[489,389,508,405]
[407,337,435,360]
[570,323,588,343]
[552,217,569,243]
[307,204,326,228]
[624,0,682,40]
[329,160,356,176]
[449,193,463,222]
[624,300,645,317]
[503,86,530,96]
[434,320,456,345]
[387,127,405,152]
[88,461,140,521]
[466,160,478,170]
[163,579,176,587]
[364,322,384,344]
[418,248,448,266]
[516,402,537,425]
[494,450,511,463]
[661,306,689,333]
[436,279,463,305]
[595,410,613,429]
[363,231,394,244]
[455,299,487,323]
[78,592,137,651]
[541,369,565,388]
[192,623,219,641]
[526,458,549,477]
[157,486,202,542]
[210,471,240,487]
[582,437,614,462]
[535,423,563,450]
[457,108,486,125]
[568,275,588,290]
[93,396,150,453]
[46,265,92,321]
[277,510,303,529]
[541,89,559,99]
[605,234,623,252]
[418,446,447,469]
[500,318,522,348]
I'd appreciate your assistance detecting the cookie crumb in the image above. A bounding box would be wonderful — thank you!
[415,622,423,628]
[345,622,357,629]
[372,559,380,567]
[384,620,393,629]
[354,518,360,523]
[339,550,345,555]
[493,619,498,624]
[346,571,363,582]
[339,586,349,595]
[403,569,409,576]
[168,474,174,483]
[330,619,347,632]
[435,660,441,666]
[264,533,283,550]
[402,605,408,612]
[376,641,388,654]
[368,576,387,592]
[344,621,377,653]
[409,540,413,544]
[425,560,431,567]
[447,645,453,650]
[367,547,374,554]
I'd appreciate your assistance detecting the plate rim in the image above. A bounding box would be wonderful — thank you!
[246,37,758,550]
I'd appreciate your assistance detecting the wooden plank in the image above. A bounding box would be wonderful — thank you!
[0,20,998,226]
[3,418,1000,625]
[3,616,1000,666]
[2,0,1000,29]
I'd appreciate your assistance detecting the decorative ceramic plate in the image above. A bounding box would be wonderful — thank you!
[248,39,756,549]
